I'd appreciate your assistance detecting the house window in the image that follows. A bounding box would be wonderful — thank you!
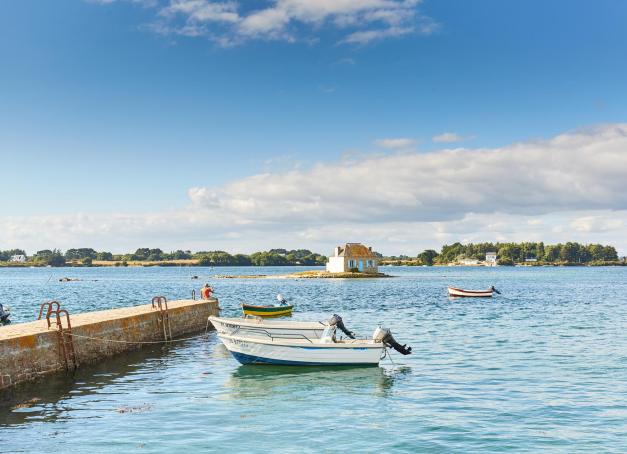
[348,260,356,268]
[367,260,373,268]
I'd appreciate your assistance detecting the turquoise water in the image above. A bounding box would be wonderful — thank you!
[1,266,627,453]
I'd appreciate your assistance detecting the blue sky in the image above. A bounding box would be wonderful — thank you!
[1,0,627,254]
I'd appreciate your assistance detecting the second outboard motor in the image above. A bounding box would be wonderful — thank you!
[276,293,288,306]
[0,303,11,326]
[328,314,355,339]
[373,327,412,355]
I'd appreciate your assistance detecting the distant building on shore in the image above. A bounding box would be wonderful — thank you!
[9,255,26,263]
[326,243,378,273]
[485,252,497,266]
[460,258,480,266]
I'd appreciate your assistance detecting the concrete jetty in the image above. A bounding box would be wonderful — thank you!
[0,297,219,390]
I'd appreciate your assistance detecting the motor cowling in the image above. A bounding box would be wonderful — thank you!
[328,314,356,339]
[0,304,10,325]
[373,327,411,355]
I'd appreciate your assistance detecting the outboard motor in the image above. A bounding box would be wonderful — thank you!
[490,286,501,295]
[328,314,356,339]
[0,303,11,326]
[373,327,412,355]
[276,293,288,306]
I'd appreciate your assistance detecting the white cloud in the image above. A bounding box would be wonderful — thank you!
[570,215,624,233]
[374,137,416,149]
[3,124,627,255]
[160,0,240,22]
[341,25,414,44]
[92,0,436,46]
[432,132,471,143]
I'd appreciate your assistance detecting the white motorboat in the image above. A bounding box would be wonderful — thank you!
[214,321,412,366]
[209,314,356,341]
[218,332,385,366]
[209,316,328,341]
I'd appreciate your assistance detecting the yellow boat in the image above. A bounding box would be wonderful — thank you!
[241,303,293,318]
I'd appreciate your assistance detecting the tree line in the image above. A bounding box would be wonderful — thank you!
[411,242,621,266]
[0,247,327,267]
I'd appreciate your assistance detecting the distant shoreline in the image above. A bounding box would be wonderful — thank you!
[0,261,625,269]
[212,270,392,279]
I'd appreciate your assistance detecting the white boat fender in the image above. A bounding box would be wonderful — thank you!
[328,314,356,339]
[372,326,412,355]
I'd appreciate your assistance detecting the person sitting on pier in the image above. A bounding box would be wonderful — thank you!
[200,283,214,300]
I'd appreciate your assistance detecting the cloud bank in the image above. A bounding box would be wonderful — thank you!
[189,124,627,223]
[2,124,627,254]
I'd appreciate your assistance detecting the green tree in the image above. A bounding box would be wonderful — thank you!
[417,249,439,266]
[560,242,579,263]
[171,250,192,260]
[96,251,113,261]
[47,249,66,267]
[250,252,289,266]
[65,248,97,260]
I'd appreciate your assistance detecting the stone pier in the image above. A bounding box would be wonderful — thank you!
[0,298,219,390]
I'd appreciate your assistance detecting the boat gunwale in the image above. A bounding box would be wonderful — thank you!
[448,286,494,294]
[209,316,327,330]
[217,332,383,349]
[241,303,294,312]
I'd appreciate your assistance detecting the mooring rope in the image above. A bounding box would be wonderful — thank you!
[60,331,212,345]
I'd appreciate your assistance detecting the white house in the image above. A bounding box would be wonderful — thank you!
[9,255,26,263]
[485,252,497,266]
[326,243,378,273]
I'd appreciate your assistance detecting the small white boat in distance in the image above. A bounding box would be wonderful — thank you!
[209,315,328,341]
[447,286,500,298]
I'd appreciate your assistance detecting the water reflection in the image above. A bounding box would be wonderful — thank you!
[0,344,171,426]
[224,364,411,399]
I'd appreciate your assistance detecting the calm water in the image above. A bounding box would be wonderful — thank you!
[1,266,627,453]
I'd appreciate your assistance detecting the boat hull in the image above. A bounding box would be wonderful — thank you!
[447,287,493,297]
[242,304,293,317]
[209,316,327,340]
[217,333,383,366]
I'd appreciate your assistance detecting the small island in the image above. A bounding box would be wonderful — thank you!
[213,243,391,278]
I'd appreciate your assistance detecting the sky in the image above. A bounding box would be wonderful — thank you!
[1,0,627,255]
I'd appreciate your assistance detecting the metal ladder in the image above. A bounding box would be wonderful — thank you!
[38,301,78,371]
[151,296,172,342]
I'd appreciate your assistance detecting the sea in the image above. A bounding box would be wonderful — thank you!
[1,265,626,453]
